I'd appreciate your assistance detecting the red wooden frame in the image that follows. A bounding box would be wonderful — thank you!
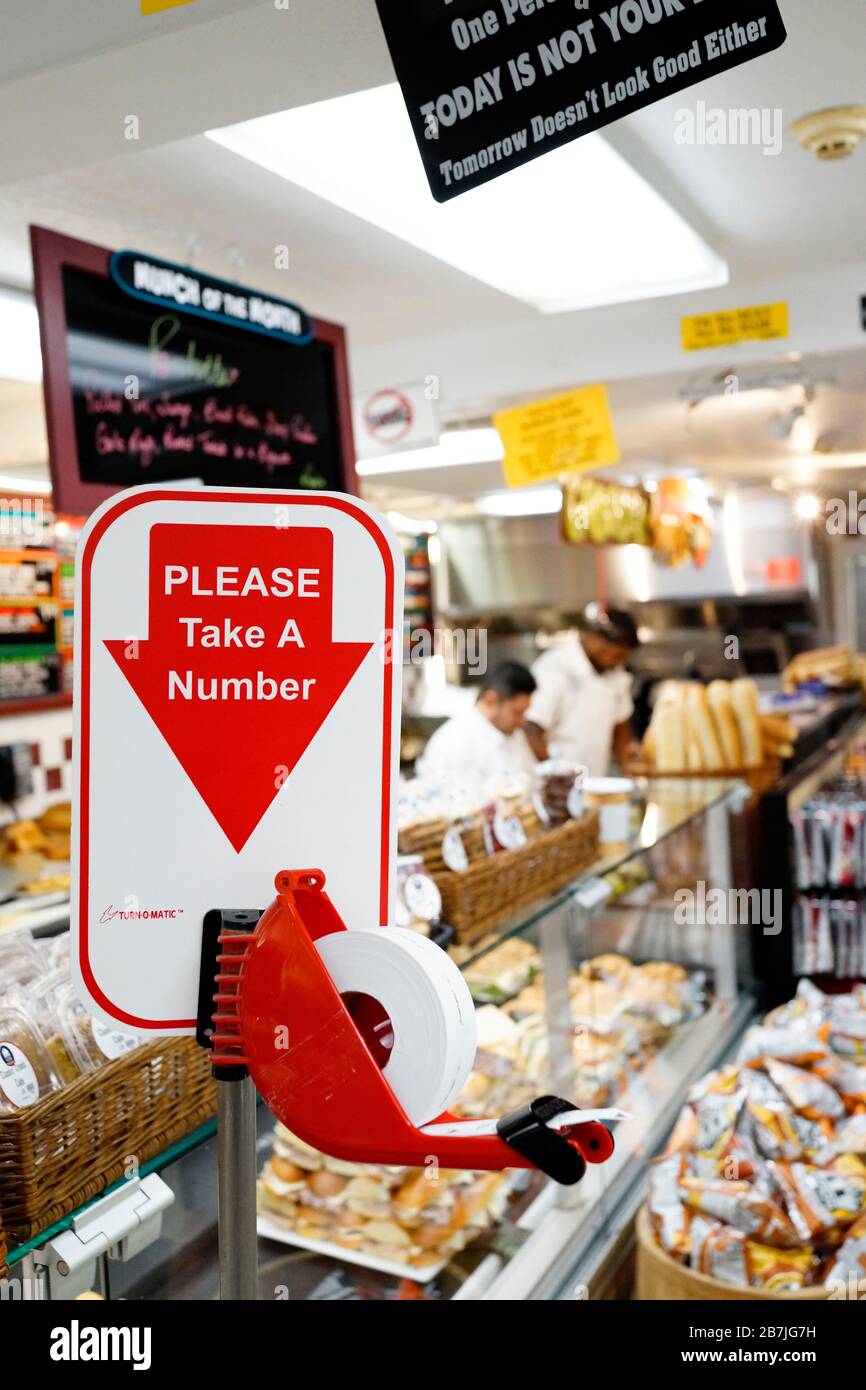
[30,225,359,515]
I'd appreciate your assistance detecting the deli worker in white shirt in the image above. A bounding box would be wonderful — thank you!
[415,661,538,797]
[524,607,640,777]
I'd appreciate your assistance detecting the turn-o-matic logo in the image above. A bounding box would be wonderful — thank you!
[141,0,197,15]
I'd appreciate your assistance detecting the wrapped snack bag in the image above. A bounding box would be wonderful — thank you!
[746,1242,815,1292]
[825,1010,866,1059]
[765,1059,845,1122]
[824,1213,866,1286]
[688,1214,722,1270]
[747,1101,836,1166]
[665,1104,698,1156]
[813,1056,866,1111]
[691,1222,748,1286]
[738,1026,827,1066]
[692,1089,746,1175]
[680,1177,798,1246]
[647,1154,691,1259]
[770,1161,866,1243]
[835,1114,866,1155]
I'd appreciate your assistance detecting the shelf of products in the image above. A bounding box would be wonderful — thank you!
[0,505,84,710]
[4,777,757,1300]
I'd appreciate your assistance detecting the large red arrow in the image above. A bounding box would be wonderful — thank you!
[105,523,372,852]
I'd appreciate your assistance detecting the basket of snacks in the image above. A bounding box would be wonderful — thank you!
[637,980,866,1300]
[0,932,216,1242]
[399,776,600,945]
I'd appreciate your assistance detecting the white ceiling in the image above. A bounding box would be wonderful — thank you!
[1,0,865,496]
[0,0,264,84]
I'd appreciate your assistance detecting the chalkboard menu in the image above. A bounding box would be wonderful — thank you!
[32,228,357,514]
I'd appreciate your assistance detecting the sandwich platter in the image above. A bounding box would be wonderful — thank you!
[256,1212,453,1284]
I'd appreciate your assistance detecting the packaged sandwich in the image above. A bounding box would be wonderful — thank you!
[463,939,538,1005]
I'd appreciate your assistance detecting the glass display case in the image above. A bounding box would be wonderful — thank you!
[6,778,758,1302]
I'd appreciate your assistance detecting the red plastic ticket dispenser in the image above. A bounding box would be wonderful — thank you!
[201,869,615,1182]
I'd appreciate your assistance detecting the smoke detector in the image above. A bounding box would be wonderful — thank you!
[790,106,866,160]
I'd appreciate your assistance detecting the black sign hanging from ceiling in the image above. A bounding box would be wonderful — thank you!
[374,0,788,202]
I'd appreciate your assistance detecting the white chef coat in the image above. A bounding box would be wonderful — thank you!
[415,704,537,799]
[528,634,633,777]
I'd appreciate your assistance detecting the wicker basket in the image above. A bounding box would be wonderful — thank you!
[0,1038,216,1244]
[626,761,781,804]
[636,1207,829,1302]
[0,1210,7,1283]
[416,811,600,944]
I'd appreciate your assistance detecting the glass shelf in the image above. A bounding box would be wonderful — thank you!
[453,776,745,973]
[5,775,754,1300]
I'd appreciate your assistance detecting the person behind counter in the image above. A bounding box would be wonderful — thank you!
[414,660,538,795]
[524,606,640,777]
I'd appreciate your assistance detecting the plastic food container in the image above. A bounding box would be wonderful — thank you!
[0,1003,61,1113]
[54,981,141,1071]
[584,777,635,849]
[21,969,81,1085]
[0,932,44,989]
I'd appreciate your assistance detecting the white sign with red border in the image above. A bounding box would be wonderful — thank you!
[72,486,404,1035]
[352,382,440,461]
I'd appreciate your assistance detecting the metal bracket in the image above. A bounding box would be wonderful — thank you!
[32,1173,174,1299]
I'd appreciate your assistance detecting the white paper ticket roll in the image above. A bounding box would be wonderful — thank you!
[315,927,477,1127]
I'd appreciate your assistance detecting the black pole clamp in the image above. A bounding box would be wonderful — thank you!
[496,1096,588,1185]
[196,908,263,1080]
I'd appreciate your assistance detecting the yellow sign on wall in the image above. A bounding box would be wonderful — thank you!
[141,0,197,15]
[495,384,620,489]
[681,302,789,352]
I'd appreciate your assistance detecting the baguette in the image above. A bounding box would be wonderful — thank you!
[653,689,686,772]
[707,681,743,769]
[731,678,763,768]
[684,684,724,771]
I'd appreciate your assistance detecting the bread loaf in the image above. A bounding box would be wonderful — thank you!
[707,681,743,769]
[731,678,763,768]
[653,691,686,772]
[684,684,724,771]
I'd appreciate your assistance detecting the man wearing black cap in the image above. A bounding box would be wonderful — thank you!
[524,605,640,777]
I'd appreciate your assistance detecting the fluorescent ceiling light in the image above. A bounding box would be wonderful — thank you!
[387,510,438,535]
[0,287,42,383]
[357,426,504,477]
[0,473,52,494]
[477,486,562,517]
[207,86,728,314]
